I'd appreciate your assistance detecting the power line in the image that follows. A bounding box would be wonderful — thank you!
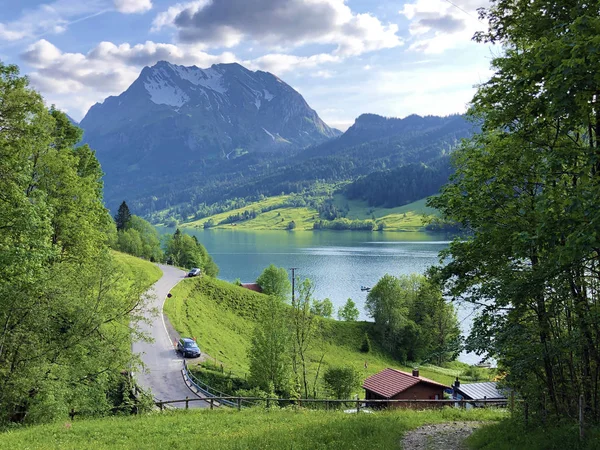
[442,0,485,24]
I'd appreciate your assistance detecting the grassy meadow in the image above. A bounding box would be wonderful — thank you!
[0,407,505,450]
[112,250,162,289]
[164,277,490,391]
[181,194,439,232]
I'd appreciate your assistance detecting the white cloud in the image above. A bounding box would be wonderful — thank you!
[114,0,153,14]
[246,53,340,74]
[400,0,489,53]
[153,0,402,57]
[21,39,236,119]
[312,70,335,79]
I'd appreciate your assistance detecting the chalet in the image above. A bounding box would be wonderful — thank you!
[363,368,450,407]
[240,283,262,293]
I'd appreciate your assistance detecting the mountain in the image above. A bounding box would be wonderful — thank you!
[152,113,475,221]
[79,61,340,210]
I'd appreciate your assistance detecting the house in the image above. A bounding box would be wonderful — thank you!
[454,381,507,405]
[240,283,262,293]
[363,368,450,407]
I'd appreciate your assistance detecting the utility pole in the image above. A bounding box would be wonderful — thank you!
[289,267,298,305]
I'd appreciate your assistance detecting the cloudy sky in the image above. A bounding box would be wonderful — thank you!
[0,0,493,130]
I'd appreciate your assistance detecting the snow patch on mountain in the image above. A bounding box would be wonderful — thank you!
[172,65,227,94]
[262,127,275,140]
[263,89,274,101]
[144,79,189,107]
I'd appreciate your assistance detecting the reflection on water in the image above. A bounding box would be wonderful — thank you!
[159,228,482,364]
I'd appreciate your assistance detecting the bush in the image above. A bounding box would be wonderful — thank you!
[360,332,372,353]
[323,366,359,399]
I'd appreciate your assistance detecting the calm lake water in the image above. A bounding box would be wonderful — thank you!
[161,228,480,364]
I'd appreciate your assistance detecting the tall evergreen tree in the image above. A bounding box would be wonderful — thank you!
[114,201,131,231]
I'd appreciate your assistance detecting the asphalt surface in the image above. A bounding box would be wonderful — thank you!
[132,264,208,408]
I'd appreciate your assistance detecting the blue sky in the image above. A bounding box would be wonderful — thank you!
[0,0,493,130]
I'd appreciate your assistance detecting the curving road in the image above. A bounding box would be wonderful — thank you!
[133,264,207,408]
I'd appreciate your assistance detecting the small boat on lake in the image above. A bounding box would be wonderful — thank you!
[360,285,371,292]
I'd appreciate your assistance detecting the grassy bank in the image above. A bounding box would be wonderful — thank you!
[164,277,488,391]
[112,251,162,289]
[0,407,504,450]
[467,419,600,450]
[181,195,438,232]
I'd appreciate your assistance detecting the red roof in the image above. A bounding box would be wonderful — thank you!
[362,368,450,398]
[241,283,262,293]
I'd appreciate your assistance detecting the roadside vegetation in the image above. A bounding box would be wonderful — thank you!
[0,407,505,450]
[164,275,491,398]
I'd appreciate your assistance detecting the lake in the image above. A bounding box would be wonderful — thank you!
[162,228,481,364]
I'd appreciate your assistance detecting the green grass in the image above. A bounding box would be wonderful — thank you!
[181,194,441,232]
[112,251,162,290]
[164,277,487,390]
[0,407,505,449]
[467,419,600,450]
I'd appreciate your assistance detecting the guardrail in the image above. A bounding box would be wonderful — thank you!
[181,361,256,408]
[156,395,511,412]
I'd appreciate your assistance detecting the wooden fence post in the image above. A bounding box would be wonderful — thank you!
[237,397,241,411]
[266,398,270,409]
[159,402,164,412]
[185,396,189,410]
[524,402,529,427]
[509,391,515,413]
[579,394,584,441]
[210,398,214,410]
[356,399,361,413]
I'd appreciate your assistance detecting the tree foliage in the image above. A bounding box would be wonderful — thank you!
[323,366,359,400]
[366,274,460,363]
[115,215,163,262]
[311,298,334,318]
[0,63,149,424]
[256,265,291,301]
[248,296,291,395]
[338,298,360,321]
[163,229,219,276]
[114,201,131,231]
[429,0,600,424]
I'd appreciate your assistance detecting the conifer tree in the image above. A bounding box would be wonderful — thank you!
[114,201,131,231]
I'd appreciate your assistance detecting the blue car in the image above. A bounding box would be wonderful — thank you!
[177,338,201,358]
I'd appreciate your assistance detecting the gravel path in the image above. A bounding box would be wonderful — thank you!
[401,421,486,450]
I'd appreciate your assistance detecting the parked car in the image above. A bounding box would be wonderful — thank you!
[188,268,201,277]
[177,338,201,358]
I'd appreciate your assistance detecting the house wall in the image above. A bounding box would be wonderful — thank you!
[392,384,444,400]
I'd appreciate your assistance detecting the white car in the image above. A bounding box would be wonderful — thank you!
[188,268,201,277]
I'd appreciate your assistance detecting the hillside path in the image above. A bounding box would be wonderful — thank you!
[401,422,487,449]
[132,264,208,408]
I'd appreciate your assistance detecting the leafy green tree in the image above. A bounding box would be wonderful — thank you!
[115,215,163,261]
[248,296,291,395]
[0,63,150,424]
[163,229,218,276]
[323,367,359,400]
[256,264,291,300]
[311,298,334,318]
[290,278,317,398]
[114,201,131,231]
[338,298,359,321]
[429,0,600,423]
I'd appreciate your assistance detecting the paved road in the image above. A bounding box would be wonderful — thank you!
[133,264,207,408]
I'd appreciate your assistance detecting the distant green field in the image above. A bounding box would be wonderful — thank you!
[0,408,505,450]
[164,277,489,390]
[181,194,439,232]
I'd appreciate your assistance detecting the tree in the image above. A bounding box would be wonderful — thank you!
[429,0,600,423]
[323,367,359,400]
[311,298,333,318]
[360,333,372,353]
[115,215,163,261]
[338,298,359,321]
[248,296,291,395]
[256,265,291,301]
[114,201,131,231]
[290,278,317,398]
[163,229,219,276]
[0,63,150,424]
[287,220,296,230]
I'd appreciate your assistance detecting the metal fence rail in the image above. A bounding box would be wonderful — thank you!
[182,361,256,408]
[156,395,511,412]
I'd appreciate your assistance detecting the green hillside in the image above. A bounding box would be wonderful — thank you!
[164,277,487,390]
[112,251,162,289]
[181,195,439,232]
